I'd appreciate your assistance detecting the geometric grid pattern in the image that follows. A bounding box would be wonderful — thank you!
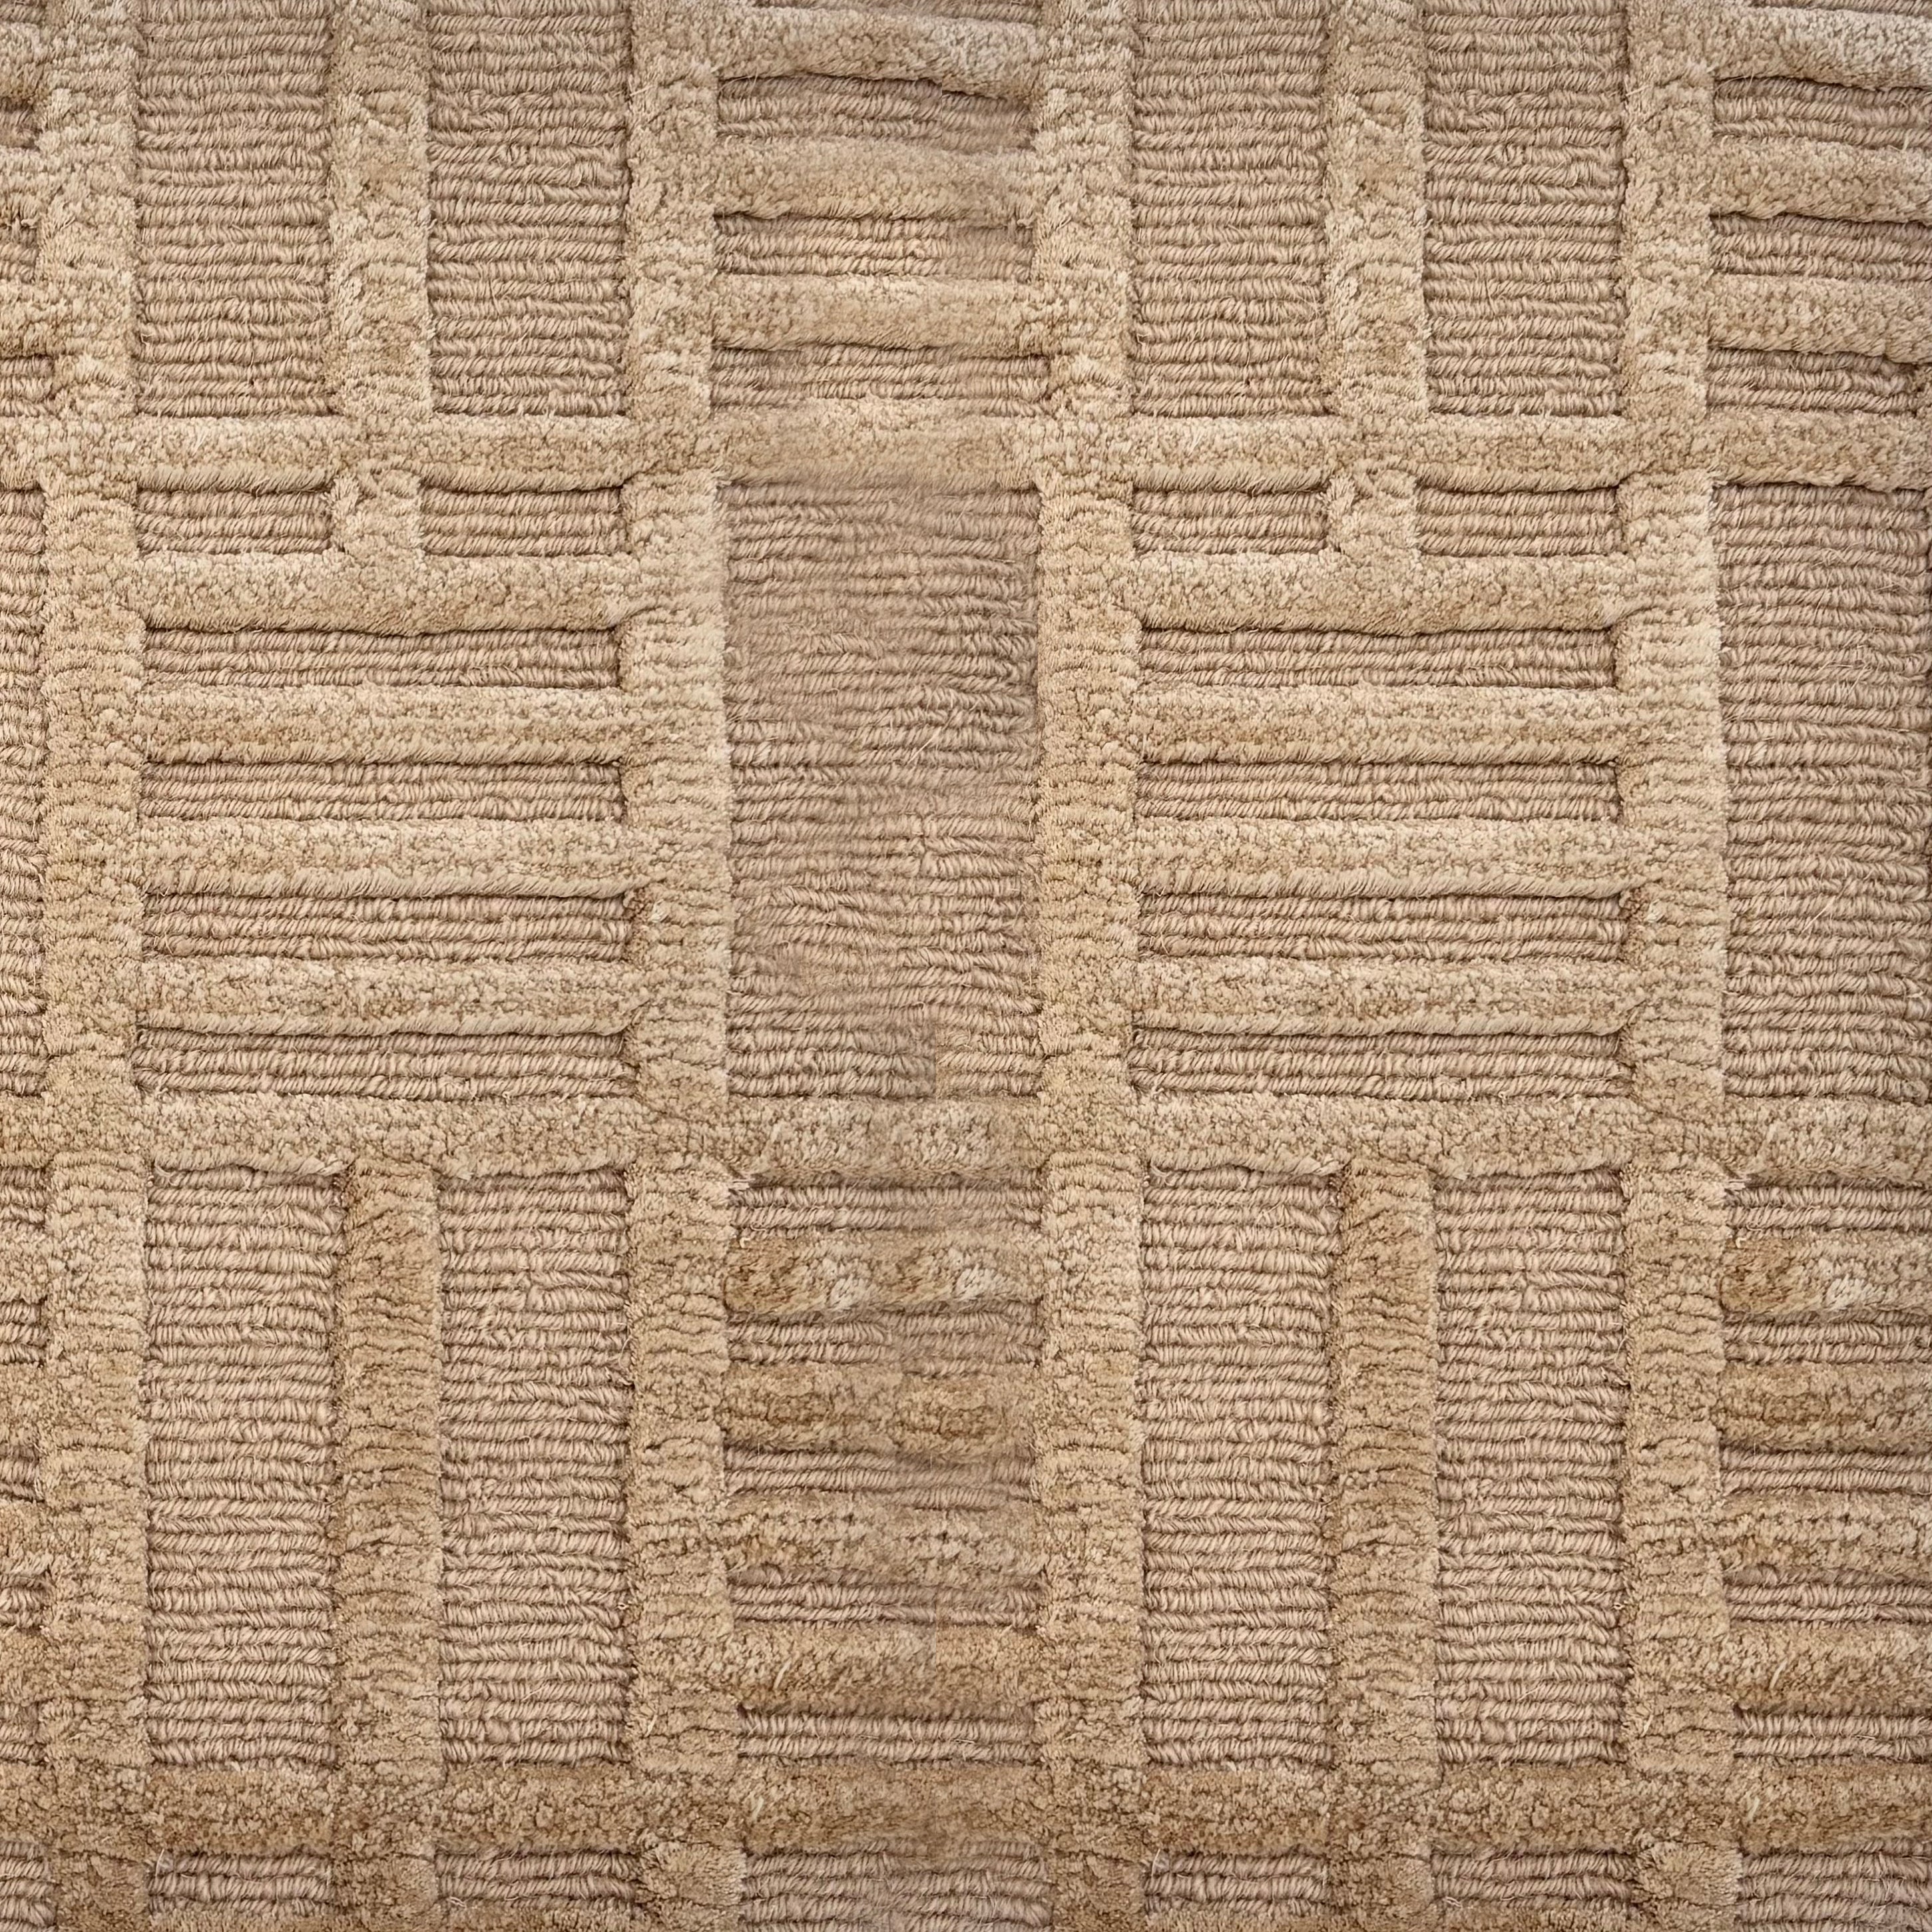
[0,0,1918,1927]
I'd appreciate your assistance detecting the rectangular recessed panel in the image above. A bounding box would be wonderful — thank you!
[1731,1181,1932,1242]
[731,1302,1041,1371]
[1130,1029,1630,1098]
[0,1171,45,1365]
[727,1179,1042,1628]
[727,1184,1036,1768]
[1724,1182,1932,1628]
[1738,1710,1932,1762]
[726,485,1039,1098]
[753,0,1039,11]
[743,1851,1052,1932]
[1417,486,1621,555]
[717,75,1031,150]
[724,1446,1036,1630]
[1716,485,1932,1101]
[1131,487,1326,554]
[435,1850,641,1913]
[1140,627,1616,688]
[739,1710,1036,1763]
[144,1168,341,1770]
[0,1849,48,1932]
[420,485,624,556]
[134,1029,634,1099]
[1141,1171,1335,1768]
[1131,0,1327,415]
[1435,1174,1626,1764]
[730,1180,1043,1359]
[1138,760,1619,820]
[712,347,1048,411]
[0,494,38,1098]
[135,487,331,554]
[1435,1851,1635,1915]
[148,1853,336,1917]
[1708,348,1924,415]
[1713,214,1932,284]
[142,760,623,821]
[144,891,630,961]
[135,0,330,415]
[1740,1850,1932,1931]
[1140,891,1625,961]
[0,1706,35,1765]
[0,1576,42,1632]
[716,215,1033,279]
[427,0,629,414]
[1423,0,1624,413]
[1145,1853,1330,1919]
[1714,77,1932,150]
[144,627,621,688]
[0,362,50,413]
[439,1174,630,1764]
[750,0,1040,13]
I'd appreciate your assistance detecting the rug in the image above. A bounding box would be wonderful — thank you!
[0,0,1925,1923]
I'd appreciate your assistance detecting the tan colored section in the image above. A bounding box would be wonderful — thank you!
[144,626,621,688]
[434,1849,644,1911]
[419,483,626,555]
[436,1172,630,1765]
[1716,486,1931,1100]
[3,0,1927,1917]
[142,1168,343,1770]
[1722,1182,1932,1697]
[717,214,1033,279]
[725,485,1039,1099]
[142,889,629,960]
[718,76,1030,152]
[1138,626,1617,688]
[1132,487,1327,553]
[134,485,334,554]
[0,1850,48,1932]
[1141,889,1626,960]
[134,0,332,415]
[1144,1853,1330,1919]
[425,0,628,413]
[147,1853,336,1915]
[1434,1850,1636,1916]
[1140,1171,1335,1768]
[744,1849,1051,1931]
[1416,485,1623,555]
[714,344,1048,409]
[1131,1028,1631,1098]
[1434,1173,1628,1764]
[1422,0,1624,413]
[1138,758,1618,825]
[1130,0,1326,414]
[132,1027,634,1098]
[0,495,37,1100]
[724,1177,1043,1779]
[1738,1850,1932,1930]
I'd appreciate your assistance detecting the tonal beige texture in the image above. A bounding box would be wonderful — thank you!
[0,0,1920,1925]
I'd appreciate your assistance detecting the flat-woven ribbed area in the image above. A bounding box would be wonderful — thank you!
[1,0,1928,1925]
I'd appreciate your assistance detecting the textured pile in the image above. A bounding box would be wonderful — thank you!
[0,0,1924,1925]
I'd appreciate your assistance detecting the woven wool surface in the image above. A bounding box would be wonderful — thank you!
[0,0,1923,1925]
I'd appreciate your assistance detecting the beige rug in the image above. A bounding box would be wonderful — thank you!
[0,0,1924,1923]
